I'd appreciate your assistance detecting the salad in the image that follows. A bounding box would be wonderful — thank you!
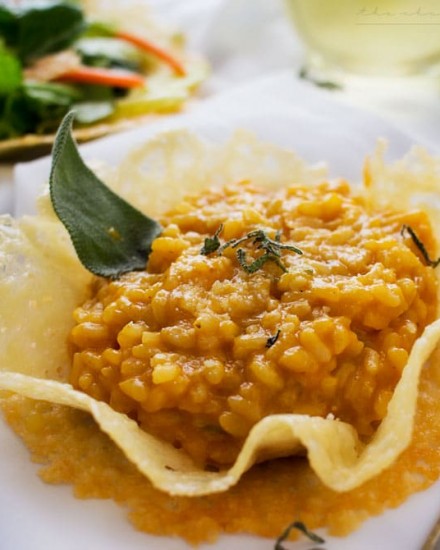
[0,0,205,150]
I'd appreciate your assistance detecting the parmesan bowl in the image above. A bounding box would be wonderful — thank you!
[1,130,440,544]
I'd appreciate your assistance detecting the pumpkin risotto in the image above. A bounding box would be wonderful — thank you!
[1,129,440,546]
[69,179,437,468]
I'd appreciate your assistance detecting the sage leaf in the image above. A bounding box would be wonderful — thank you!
[202,228,302,274]
[275,520,325,550]
[401,224,440,268]
[49,111,162,278]
[200,224,223,255]
[265,329,281,349]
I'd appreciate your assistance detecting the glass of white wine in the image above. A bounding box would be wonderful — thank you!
[284,0,440,81]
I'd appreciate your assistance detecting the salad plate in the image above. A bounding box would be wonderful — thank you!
[0,0,206,160]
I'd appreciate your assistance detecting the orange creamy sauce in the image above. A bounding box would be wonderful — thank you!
[69,180,437,467]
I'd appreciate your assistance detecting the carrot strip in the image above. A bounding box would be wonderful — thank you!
[116,30,186,76]
[57,66,146,88]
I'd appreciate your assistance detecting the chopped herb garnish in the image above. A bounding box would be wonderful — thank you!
[299,66,342,91]
[401,224,440,268]
[200,224,223,255]
[275,520,325,550]
[49,111,162,279]
[237,247,286,273]
[266,329,281,348]
[201,227,303,274]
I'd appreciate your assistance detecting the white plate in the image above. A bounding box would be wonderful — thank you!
[2,73,440,550]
